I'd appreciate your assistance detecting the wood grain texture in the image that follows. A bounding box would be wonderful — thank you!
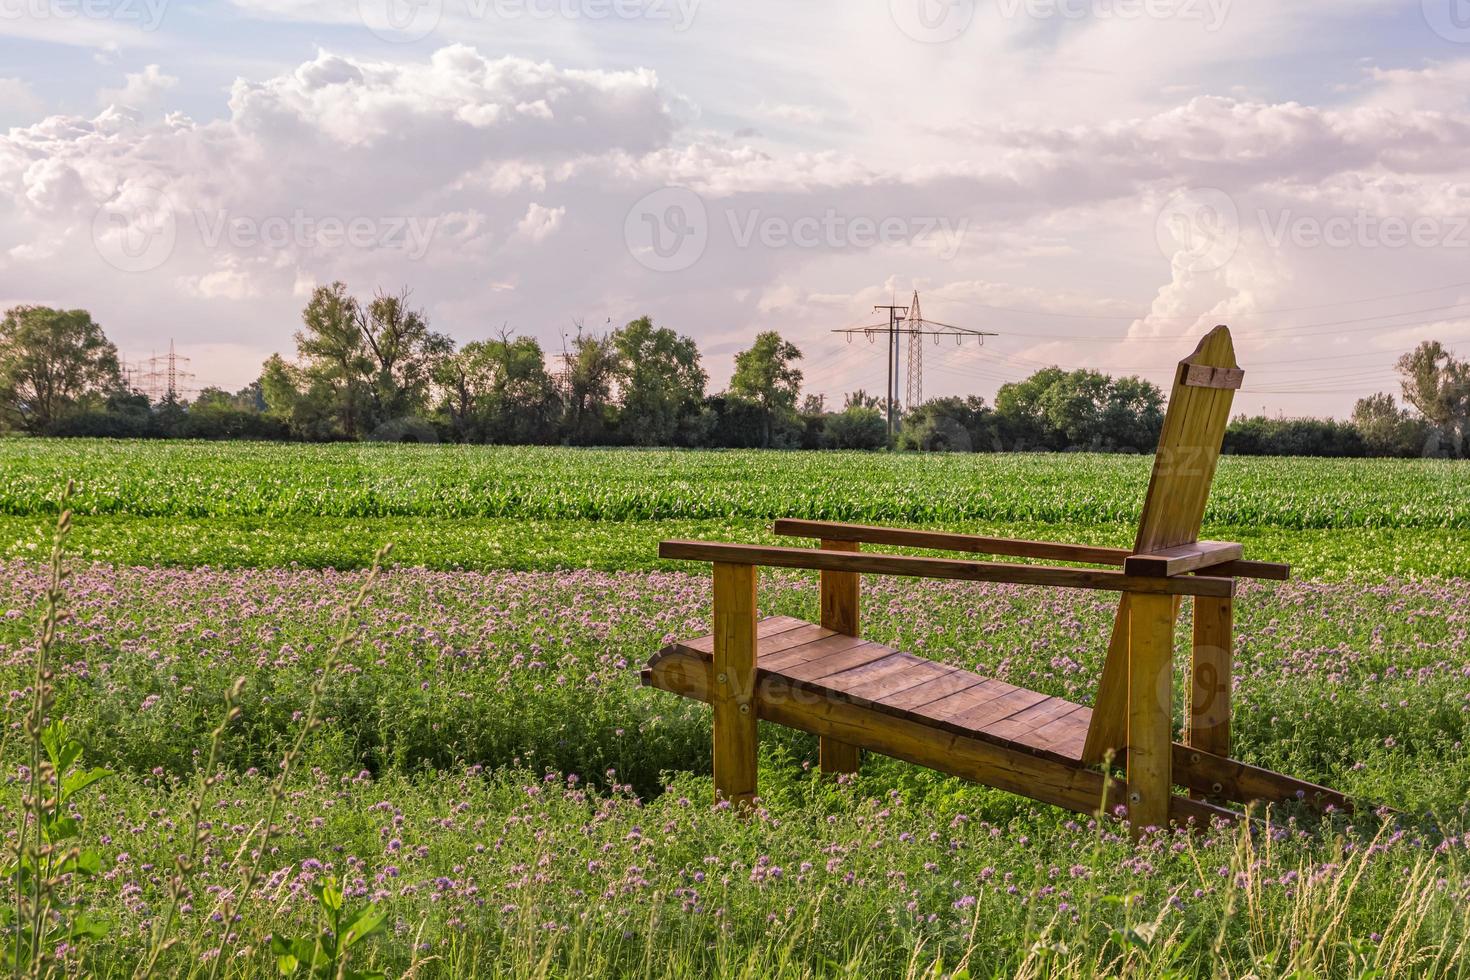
[1126,592,1177,837]
[818,539,862,774]
[771,519,1289,581]
[1124,541,1243,578]
[1084,325,1241,764]
[1187,596,1233,768]
[645,646,1236,829]
[645,617,1352,817]
[659,540,1233,598]
[711,562,758,806]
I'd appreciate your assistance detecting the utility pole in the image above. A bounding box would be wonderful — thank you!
[832,291,1000,444]
[871,302,908,442]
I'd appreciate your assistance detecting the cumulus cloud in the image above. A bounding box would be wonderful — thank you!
[3,37,1470,412]
[98,64,178,110]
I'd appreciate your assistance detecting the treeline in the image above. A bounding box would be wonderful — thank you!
[2,290,1466,457]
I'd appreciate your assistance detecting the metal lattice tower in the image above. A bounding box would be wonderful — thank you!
[138,339,195,401]
[905,290,923,408]
[832,291,999,443]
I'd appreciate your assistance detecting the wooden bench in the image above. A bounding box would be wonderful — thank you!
[643,326,1351,835]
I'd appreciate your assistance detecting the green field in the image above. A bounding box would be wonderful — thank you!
[3,440,1470,577]
[1,440,1468,977]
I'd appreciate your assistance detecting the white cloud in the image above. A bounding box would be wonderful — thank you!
[99,64,178,110]
[4,32,1470,414]
[515,202,565,243]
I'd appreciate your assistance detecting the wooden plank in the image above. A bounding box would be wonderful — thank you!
[839,657,950,702]
[948,687,1050,732]
[780,641,896,684]
[1127,592,1176,837]
[1085,325,1242,765]
[818,539,861,775]
[924,678,1019,724]
[1188,595,1233,769]
[817,651,916,692]
[773,519,1289,581]
[645,650,1237,829]
[1182,364,1245,389]
[877,667,987,712]
[1023,705,1092,755]
[677,615,811,654]
[819,539,861,635]
[659,541,1234,598]
[757,633,869,673]
[1171,744,1354,813]
[982,696,1082,742]
[711,563,758,806]
[774,519,1127,565]
[1124,541,1243,578]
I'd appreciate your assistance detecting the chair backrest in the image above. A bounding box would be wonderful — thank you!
[1081,325,1242,764]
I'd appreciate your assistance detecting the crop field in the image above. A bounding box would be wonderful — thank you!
[1,439,1468,977]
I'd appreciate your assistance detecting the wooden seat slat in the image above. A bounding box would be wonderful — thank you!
[758,632,869,672]
[838,657,950,702]
[875,668,987,712]
[779,641,898,684]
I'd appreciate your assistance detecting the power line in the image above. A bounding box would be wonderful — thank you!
[959,278,1470,322]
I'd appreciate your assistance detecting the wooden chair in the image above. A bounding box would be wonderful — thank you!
[643,326,1350,834]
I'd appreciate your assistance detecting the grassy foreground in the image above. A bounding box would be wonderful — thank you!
[0,441,1467,976]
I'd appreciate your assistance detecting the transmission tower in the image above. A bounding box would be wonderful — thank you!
[139,340,194,401]
[832,291,999,443]
[906,290,923,407]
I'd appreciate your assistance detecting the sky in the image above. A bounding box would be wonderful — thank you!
[2,0,1470,416]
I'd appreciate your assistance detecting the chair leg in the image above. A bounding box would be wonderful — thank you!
[1189,595,1233,769]
[1127,592,1176,838]
[712,562,758,806]
[818,539,862,775]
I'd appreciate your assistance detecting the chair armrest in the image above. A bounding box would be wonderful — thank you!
[1124,541,1242,577]
[772,518,1126,565]
[659,540,1234,598]
[773,519,1291,582]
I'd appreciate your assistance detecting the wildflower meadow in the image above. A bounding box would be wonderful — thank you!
[1,441,1468,977]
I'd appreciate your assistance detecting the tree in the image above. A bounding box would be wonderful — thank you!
[1352,393,1429,458]
[899,396,995,452]
[729,331,803,448]
[822,406,887,449]
[611,316,706,446]
[295,283,371,439]
[356,288,451,430]
[1396,341,1470,457]
[560,328,621,445]
[436,332,560,443]
[994,367,1162,451]
[0,306,121,433]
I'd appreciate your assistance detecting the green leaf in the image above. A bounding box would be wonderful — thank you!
[60,766,112,800]
[315,879,343,913]
[340,904,388,947]
[68,913,110,941]
[45,816,80,843]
